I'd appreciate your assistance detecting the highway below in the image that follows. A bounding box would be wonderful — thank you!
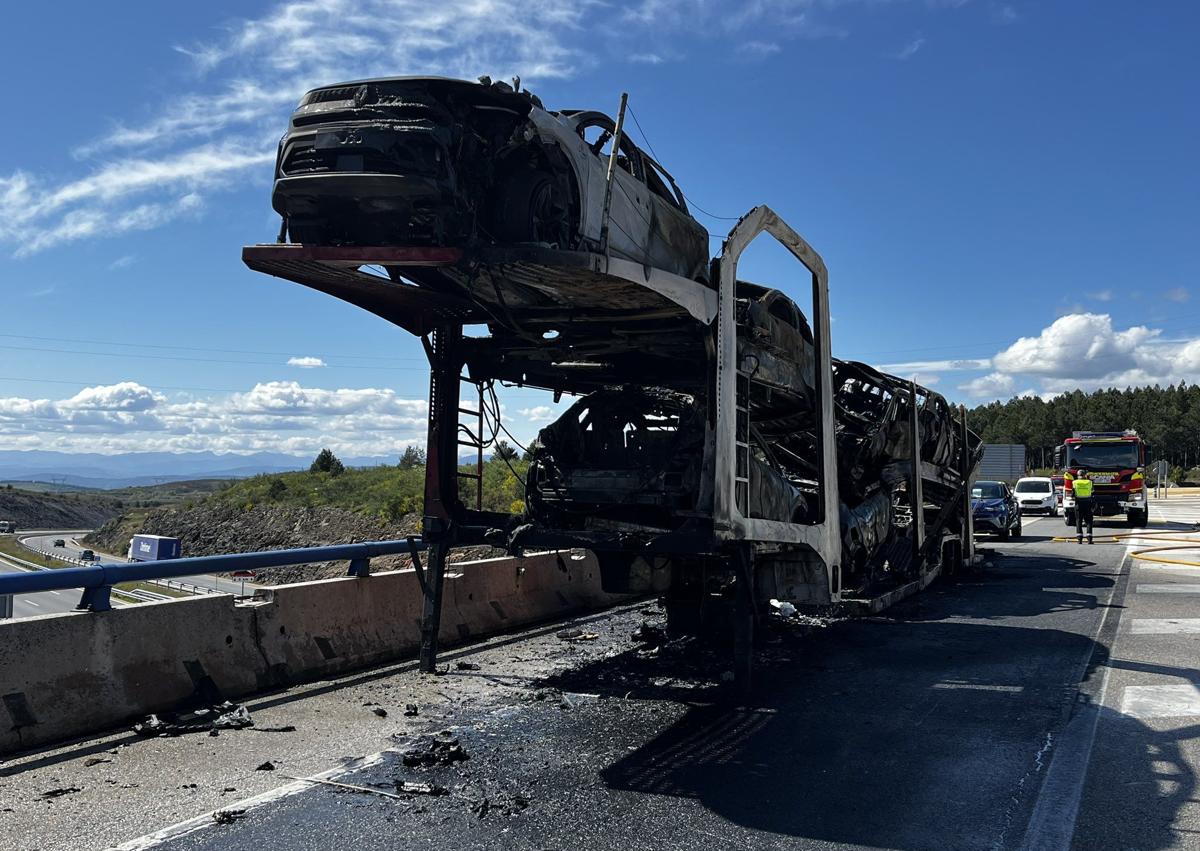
[16,533,258,600]
[0,558,85,618]
[3,498,1200,850]
[0,531,107,617]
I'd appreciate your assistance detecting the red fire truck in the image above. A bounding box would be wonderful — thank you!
[1055,430,1150,527]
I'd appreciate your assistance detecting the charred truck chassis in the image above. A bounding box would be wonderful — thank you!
[244,205,980,687]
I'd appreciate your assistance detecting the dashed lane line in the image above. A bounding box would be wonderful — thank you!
[1128,618,1200,634]
[1135,584,1200,594]
[1018,550,1130,851]
[1120,685,1200,719]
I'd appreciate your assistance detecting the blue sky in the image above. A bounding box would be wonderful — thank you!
[1,0,1197,458]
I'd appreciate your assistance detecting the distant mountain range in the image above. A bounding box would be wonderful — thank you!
[0,450,394,490]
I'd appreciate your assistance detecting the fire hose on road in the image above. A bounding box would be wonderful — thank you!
[1051,525,1200,567]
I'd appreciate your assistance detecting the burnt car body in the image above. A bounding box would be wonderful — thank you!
[272,76,709,282]
[521,280,977,597]
[522,281,817,537]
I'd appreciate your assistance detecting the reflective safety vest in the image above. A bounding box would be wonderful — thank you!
[1074,477,1094,498]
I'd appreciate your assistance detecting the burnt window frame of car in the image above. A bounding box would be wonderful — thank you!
[640,153,690,214]
[565,111,647,182]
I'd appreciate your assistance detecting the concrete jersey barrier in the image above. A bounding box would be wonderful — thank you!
[0,550,618,754]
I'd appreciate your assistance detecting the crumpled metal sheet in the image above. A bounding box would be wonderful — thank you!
[839,491,893,571]
[133,702,253,737]
[749,455,807,522]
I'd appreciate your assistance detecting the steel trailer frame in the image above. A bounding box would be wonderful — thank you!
[242,205,979,682]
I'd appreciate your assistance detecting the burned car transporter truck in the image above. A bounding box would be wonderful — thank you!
[244,76,982,686]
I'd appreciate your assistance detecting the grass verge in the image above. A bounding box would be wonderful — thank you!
[0,536,63,569]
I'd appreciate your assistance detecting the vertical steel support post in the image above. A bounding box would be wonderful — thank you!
[598,92,629,257]
[909,382,925,565]
[419,543,449,672]
[732,543,755,695]
[420,325,464,673]
[423,326,464,525]
[960,405,975,564]
[1,594,12,619]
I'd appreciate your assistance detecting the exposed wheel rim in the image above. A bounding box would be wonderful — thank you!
[529,180,568,246]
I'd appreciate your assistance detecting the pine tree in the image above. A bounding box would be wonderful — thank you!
[398,445,426,470]
[310,448,346,476]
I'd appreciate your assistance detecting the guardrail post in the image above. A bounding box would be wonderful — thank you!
[1,594,12,619]
[346,557,371,577]
[76,585,112,612]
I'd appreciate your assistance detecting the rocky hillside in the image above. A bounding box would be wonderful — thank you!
[84,503,502,585]
[0,487,124,530]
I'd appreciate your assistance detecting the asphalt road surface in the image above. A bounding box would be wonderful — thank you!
[0,556,85,618]
[4,498,1200,850]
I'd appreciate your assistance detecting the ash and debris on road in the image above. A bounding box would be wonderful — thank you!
[0,598,853,850]
[133,702,253,737]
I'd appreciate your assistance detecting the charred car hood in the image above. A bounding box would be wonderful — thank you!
[291,76,539,125]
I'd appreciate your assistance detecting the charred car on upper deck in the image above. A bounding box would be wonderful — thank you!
[272,76,710,282]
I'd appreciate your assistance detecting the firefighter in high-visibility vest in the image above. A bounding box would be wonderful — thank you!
[1072,467,1095,544]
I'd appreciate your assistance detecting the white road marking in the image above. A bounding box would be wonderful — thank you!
[1120,685,1200,719]
[1018,549,1128,851]
[110,749,391,850]
[49,590,61,596]
[1136,584,1200,594]
[932,682,1024,692]
[26,600,39,607]
[1128,618,1200,634]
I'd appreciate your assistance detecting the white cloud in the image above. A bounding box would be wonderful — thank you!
[63,382,165,412]
[877,357,991,373]
[0,380,429,457]
[1088,289,1113,302]
[1165,287,1190,303]
[959,372,1015,399]
[287,356,327,368]
[948,312,1200,402]
[520,405,557,423]
[108,255,138,270]
[629,52,666,64]
[992,313,1157,379]
[739,40,782,57]
[895,35,925,60]
[992,4,1018,24]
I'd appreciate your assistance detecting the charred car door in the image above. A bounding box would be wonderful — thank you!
[569,113,652,266]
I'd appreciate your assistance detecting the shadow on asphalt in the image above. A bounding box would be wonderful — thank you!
[542,550,1193,850]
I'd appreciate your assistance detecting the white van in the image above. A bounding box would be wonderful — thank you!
[1015,477,1057,515]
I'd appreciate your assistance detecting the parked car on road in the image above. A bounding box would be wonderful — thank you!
[1015,476,1058,515]
[972,480,1022,540]
[78,549,95,561]
[52,539,65,548]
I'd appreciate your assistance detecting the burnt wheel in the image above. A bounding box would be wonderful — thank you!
[490,170,570,247]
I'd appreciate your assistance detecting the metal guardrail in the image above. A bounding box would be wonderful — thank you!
[0,538,425,613]
[0,549,56,572]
